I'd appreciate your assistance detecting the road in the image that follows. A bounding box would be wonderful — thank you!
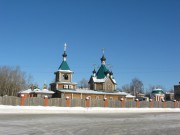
[0,113,180,135]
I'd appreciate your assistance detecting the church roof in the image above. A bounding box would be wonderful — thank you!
[18,89,55,94]
[151,88,164,95]
[58,60,70,70]
[96,65,109,79]
[57,89,127,95]
[92,76,116,84]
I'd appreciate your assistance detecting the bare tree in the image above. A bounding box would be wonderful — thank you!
[130,78,144,95]
[79,78,89,89]
[0,66,32,96]
[148,84,165,91]
[121,84,131,93]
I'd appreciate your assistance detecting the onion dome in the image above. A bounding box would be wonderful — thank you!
[58,43,70,70]
[110,71,113,76]
[101,55,106,62]
[93,69,96,74]
[62,51,67,58]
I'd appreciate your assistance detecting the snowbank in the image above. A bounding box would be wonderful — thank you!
[0,105,180,114]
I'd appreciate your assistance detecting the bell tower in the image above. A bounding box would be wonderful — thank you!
[50,43,77,91]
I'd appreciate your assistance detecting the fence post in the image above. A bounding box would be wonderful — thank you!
[66,96,70,107]
[136,99,140,108]
[86,97,90,108]
[162,99,166,108]
[149,99,153,108]
[120,98,125,108]
[173,100,177,108]
[44,95,48,107]
[104,98,108,107]
[20,94,25,106]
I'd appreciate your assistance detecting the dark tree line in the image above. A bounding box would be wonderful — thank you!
[0,66,32,96]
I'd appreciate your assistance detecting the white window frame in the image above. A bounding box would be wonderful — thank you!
[69,85,73,89]
[64,85,68,89]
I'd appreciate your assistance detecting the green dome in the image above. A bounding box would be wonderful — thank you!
[151,89,164,94]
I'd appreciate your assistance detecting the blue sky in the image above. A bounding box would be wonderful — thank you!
[0,0,180,90]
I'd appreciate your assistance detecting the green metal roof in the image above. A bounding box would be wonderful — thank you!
[58,60,70,70]
[96,65,109,79]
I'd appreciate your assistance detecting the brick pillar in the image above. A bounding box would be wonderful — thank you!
[86,97,90,108]
[104,98,108,107]
[136,99,140,108]
[44,96,48,107]
[149,99,153,108]
[173,100,177,108]
[20,94,25,106]
[66,96,70,107]
[120,98,125,108]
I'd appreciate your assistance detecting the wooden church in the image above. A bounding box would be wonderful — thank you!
[88,50,117,92]
[50,44,134,101]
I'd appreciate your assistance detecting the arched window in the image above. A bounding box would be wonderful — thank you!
[63,74,68,80]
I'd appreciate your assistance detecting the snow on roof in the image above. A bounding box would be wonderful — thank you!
[18,89,54,94]
[18,89,32,94]
[92,77,105,83]
[112,79,116,84]
[126,94,135,98]
[57,70,73,73]
[58,82,77,84]
[92,77,116,84]
[34,89,55,94]
[153,88,163,91]
[57,89,127,95]
[152,88,164,95]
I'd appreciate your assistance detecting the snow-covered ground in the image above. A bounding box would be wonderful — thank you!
[1,105,180,114]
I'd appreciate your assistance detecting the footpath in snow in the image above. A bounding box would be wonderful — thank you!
[1,105,180,114]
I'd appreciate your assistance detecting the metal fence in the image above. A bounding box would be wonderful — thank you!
[0,96,180,108]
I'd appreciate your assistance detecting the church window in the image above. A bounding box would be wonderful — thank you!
[64,85,68,89]
[69,85,73,89]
